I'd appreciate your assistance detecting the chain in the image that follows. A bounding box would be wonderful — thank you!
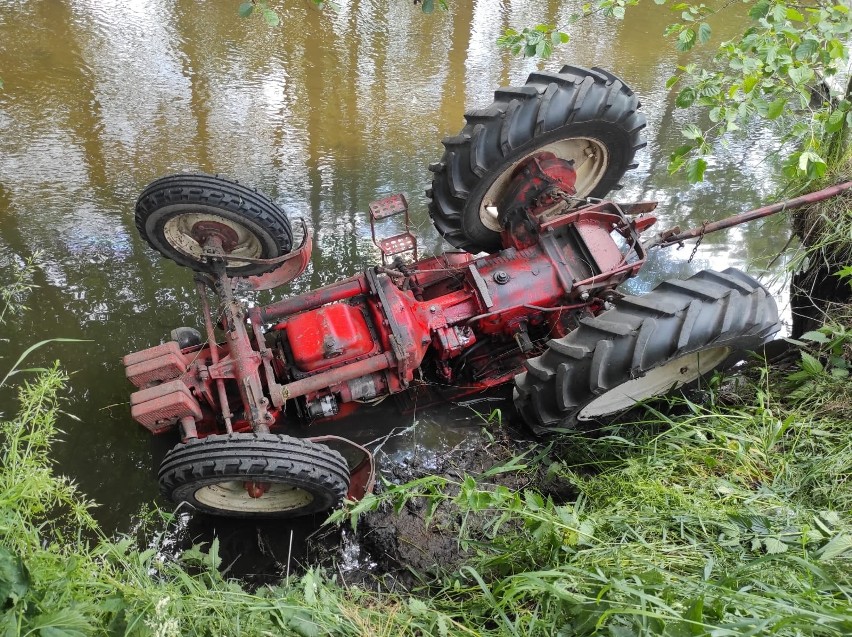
[688,221,708,263]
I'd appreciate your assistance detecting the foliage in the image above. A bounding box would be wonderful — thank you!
[0,252,39,326]
[491,0,852,183]
[238,0,283,26]
[335,374,852,635]
[664,0,852,182]
[497,25,570,59]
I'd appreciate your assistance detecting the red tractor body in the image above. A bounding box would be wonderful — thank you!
[125,161,650,441]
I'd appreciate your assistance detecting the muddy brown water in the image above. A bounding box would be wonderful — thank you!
[0,0,792,538]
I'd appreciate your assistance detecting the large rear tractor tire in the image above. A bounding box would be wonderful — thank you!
[158,433,350,518]
[514,268,781,432]
[136,173,293,278]
[428,65,646,254]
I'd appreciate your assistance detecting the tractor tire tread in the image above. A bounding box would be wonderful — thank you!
[135,173,293,277]
[513,268,780,432]
[158,433,349,518]
[428,65,646,253]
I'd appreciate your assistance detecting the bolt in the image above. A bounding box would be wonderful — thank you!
[430,305,437,313]
[680,366,689,374]
[493,270,510,285]
[580,291,590,300]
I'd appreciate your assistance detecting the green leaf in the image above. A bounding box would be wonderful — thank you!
[800,351,823,375]
[682,123,703,140]
[788,65,814,85]
[421,0,434,14]
[551,30,570,45]
[749,0,771,19]
[825,109,845,133]
[697,22,712,44]
[675,87,696,107]
[238,2,254,18]
[785,7,805,21]
[671,144,693,158]
[818,534,852,561]
[0,547,29,605]
[666,75,680,89]
[764,537,788,554]
[677,27,697,52]
[686,157,707,183]
[742,75,759,94]
[801,330,830,343]
[799,151,827,178]
[766,97,786,119]
[263,8,280,25]
[664,23,681,37]
[795,38,818,60]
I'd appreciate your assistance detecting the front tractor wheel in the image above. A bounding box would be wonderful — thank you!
[158,434,350,518]
[513,268,781,432]
[135,173,293,278]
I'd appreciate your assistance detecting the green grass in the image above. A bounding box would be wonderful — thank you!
[1,256,851,636]
[338,375,852,634]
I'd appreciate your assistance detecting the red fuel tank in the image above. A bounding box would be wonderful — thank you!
[281,303,375,372]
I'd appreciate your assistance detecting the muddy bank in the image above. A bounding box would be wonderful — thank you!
[144,349,787,590]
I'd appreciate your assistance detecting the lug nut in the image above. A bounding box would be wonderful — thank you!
[493,270,510,285]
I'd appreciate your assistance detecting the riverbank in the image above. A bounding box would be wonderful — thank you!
[2,304,850,635]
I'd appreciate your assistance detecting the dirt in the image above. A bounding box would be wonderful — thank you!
[336,415,579,590]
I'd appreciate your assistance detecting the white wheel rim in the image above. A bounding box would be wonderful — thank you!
[479,137,609,232]
[163,212,264,266]
[578,347,732,419]
[193,480,314,513]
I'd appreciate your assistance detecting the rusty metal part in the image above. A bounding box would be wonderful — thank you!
[210,259,272,432]
[236,219,313,292]
[191,220,241,252]
[616,201,658,215]
[308,435,376,502]
[650,180,852,249]
[281,352,394,401]
[197,279,234,433]
[258,275,370,323]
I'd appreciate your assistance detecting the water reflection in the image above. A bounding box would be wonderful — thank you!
[0,0,792,531]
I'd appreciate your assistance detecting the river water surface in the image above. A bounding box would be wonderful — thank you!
[0,0,792,532]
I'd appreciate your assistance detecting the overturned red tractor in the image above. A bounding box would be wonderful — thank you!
[124,66,851,518]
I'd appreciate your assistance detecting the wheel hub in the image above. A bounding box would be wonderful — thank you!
[162,212,265,267]
[480,137,609,232]
[191,220,241,252]
[193,480,315,513]
[245,481,271,498]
